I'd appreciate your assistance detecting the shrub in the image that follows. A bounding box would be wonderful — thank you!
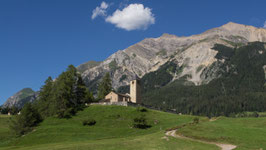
[132,114,151,129]
[236,112,248,118]
[193,117,199,124]
[251,112,259,118]
[137,107,148,112]
[83,119,96,126]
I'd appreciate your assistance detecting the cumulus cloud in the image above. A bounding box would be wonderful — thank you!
[91,1,109,20]
[264,21,266,28]
[105,4,155,31]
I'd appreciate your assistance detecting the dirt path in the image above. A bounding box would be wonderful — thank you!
[165,130,237,150]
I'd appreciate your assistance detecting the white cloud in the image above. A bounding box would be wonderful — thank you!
[105,4,155,31]
[91,1,109,20]
[264,21,266,28]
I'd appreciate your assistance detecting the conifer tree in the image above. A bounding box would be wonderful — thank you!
[53,65,87,118]
[36,65,88,118]
[37,76,54,118]
[85,88,94,103]
[54,71,75,118]
[97,73,112,100]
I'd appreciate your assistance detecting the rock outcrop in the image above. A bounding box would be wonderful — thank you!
[79,22,266,91]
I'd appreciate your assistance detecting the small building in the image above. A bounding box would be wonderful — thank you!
[102,79,141,105]
[105,91,130,102]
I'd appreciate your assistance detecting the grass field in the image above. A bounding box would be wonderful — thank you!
[0,115,12,146]
[0,105,218,150]
[0,106,266,150]
[178,117,266,150]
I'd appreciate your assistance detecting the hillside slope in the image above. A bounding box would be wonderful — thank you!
[178,117,266,150]
[0,105,218,150]
[1,106,266,150]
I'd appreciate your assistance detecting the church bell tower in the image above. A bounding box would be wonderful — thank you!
[130,79,141,104]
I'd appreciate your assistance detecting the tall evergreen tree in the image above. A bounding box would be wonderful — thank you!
[53,72,74,118]
[97,73,112,100]
[52,65,87,118]
[85,88,94,103]
[37,76,54,118]
[35,65,88,118]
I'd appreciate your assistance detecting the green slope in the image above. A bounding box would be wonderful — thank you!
[1,106,266,150]
[0,115,12,145]
[0,105,218,150]
[178,117,266,150]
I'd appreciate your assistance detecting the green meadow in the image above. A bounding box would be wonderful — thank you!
[178,117,266,150]
[0,105,265,150]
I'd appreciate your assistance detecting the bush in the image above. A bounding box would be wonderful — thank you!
[83,119,96,126]
[251,112,259,118]
[137,107,148,112]
[9,103,42,136]
[236,112,248,118]
[132,114,151,129]
[193,117,199,124]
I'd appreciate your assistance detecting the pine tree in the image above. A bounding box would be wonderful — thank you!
[54,71,75,118]
[85,88,94,103]
[36,65,88,118]
[37,76,54,118]
[53,65,87,118]
[97,73,112,100]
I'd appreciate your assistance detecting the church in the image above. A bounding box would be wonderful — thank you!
[101,79,141,104]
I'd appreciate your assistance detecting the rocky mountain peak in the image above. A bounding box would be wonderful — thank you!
[160,33,178,38]
[79,22,266,93]
[2,88,36,108]
[222,21,243,27]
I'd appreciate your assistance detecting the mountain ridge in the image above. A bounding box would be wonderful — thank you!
[2,22,266,108]
[79,22,266,92]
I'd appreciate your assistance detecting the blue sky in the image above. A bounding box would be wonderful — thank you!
[0,0,265,105]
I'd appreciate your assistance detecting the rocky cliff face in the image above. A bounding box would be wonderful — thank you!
[79,22,266,91]
[2,88,38,109]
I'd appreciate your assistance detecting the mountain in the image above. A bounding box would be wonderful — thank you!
[79,22,266,93]
[2,88,38,109]
[140,42,266,116]
[3,22,266,109]
[77,61,101,74]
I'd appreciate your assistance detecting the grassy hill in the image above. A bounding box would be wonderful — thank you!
[178,117,266,150]
[0,106,265,150]
[0,115,12,145]
[0,105,217,150]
